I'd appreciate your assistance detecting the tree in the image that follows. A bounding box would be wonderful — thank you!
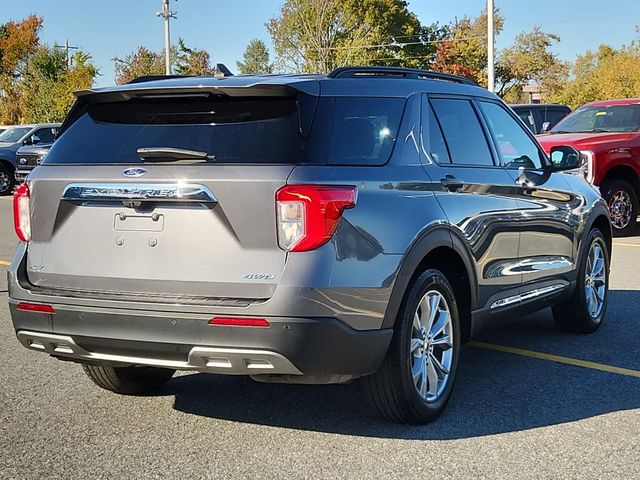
[496,27,567,100]
[0,15,43,124]
[432,9,504,86]
[266,0,428,73]
[549,44,640,108]
[174,38,215,76]
[113,46,164,84]
[20,47,98,123]
[237,39,272,74]
[114,40,214,84]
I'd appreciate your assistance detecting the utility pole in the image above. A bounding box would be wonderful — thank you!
[54,40,79,70]
[487,0,495,92]
[157,0,177,75]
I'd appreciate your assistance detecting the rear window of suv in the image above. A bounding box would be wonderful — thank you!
[44,95,308,165]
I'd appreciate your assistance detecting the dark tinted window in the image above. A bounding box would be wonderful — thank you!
[430,98,493,166]
[515,109,536,133]
[33,128,57,144]
[545,108,568,127]
[479,101,545,169]
[328,97,404,166]
[45,96,307,165]
[421,98,451,164]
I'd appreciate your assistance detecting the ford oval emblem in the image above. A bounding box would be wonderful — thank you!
[122,168,147,178]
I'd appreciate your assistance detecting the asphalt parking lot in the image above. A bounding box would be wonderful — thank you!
[0,195,638,479]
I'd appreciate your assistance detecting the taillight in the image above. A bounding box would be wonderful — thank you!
[276,185,357,252]
[13,182,31,242]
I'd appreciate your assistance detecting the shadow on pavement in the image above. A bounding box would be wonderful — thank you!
[160,289,639,440]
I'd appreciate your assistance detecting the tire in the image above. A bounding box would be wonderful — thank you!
[552,228,609,333]
[0,163,15,196]
[364,269,461,424]
[601,179,638,237]
[82,364,175,395]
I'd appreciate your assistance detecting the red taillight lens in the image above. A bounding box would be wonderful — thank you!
[13,182,31,242]
[209,317,270,327]
[17,302,55,314]
[276,185,357,252]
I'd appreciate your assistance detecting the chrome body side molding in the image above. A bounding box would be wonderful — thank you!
[490,283,566,310]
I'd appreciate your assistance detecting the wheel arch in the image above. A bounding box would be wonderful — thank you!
[381,225,476,342]
[600,164,640,198]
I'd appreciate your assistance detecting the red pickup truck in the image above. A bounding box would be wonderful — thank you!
[537,98,640,236]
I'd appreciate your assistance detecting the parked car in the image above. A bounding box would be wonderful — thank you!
[14,143,54,183]
[0,123,60,195]
[8,67,611,424]
[538,98,640,236]
[511,103,571,134]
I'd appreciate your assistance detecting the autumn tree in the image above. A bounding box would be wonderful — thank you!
[237,39,272,74]
[113,46,164,84]
[174,39,215,76]
[0,15,43,124]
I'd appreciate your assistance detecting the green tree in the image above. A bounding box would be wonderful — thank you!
[496,27,567,100]
[237,39,272,74]
[266,0,428,73]
[549,44,640,108]
[20,47,98,123]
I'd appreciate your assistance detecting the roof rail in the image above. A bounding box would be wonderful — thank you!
[327,66,478,86]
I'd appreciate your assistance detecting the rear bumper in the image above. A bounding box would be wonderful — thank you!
[9,301,392,377]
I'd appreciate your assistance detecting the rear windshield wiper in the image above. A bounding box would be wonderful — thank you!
[137,147,216,163]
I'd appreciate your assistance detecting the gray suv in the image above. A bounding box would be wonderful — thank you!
[7,67,611,424]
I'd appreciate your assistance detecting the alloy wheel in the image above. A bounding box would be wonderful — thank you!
[0,171,10,194]
[608,190,632,230]
[410,290,454,402]
[585,241,606,320]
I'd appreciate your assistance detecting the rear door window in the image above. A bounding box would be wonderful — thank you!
[327,97,404,166]
[516,109,537,133]
[421,98,451,164]
[430,98,494,166]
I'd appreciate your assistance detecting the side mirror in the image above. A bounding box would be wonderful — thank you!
[31,134,41,145]
[549,145,584,171]
[541,121,551,133]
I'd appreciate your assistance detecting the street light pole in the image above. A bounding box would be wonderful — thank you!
[487,0,495,92]
[157,0,177,75]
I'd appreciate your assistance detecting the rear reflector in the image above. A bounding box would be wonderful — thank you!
[209,317,270,327]
[16,303,55,314]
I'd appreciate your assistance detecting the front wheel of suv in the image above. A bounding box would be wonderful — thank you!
[365,269,460,424]
[552,228,609,333]
[601,179,638,236]
[82,364,175,395]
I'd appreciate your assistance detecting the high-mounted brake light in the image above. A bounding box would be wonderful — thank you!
[17,303,55,314]
[209,317,270,327]
[13,182,31,242]
[276,185,357,252]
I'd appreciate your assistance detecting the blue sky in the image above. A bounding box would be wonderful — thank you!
[3,0,640,86]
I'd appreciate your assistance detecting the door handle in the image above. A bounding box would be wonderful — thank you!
[440,175,464,192]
